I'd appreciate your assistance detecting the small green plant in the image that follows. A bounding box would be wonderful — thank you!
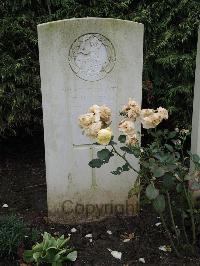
[0,215,39,258]
[23,232,77,266]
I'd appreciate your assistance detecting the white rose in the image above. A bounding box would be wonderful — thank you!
[97,128,112,145]
[78,113,94,128]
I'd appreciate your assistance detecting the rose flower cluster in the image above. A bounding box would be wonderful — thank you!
[78,99,168,146]
[119,98,168,146]
[78,105,112,145]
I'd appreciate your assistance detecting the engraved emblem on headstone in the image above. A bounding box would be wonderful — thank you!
[68,33,116,81]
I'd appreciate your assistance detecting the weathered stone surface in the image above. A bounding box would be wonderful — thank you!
[191,27,200,156]
[37,18,144,223]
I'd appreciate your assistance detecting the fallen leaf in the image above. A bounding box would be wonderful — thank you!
[107,230,112,235]
[121,232,135,242]
[107,248,122,260]
[139,258,145,263]
[159,245,171,252]
[155,222,161,227]
[123,238,130,243]
[71,228,77,233]
[85,233,92,238]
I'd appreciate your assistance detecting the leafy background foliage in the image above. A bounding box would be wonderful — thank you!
[0,0,199,137]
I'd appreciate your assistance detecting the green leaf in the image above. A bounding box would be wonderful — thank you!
[42,232,51,250]
[153,195,166,213]
[109,140,117,145]
[184,174,192,181]
[88,159,103,168]
[154,153,170,163]
[166,164,177,171]
[162,173,175,190]
[56,235,70,248]
[118,135,126,143]
[46,246,58,252]
[176,183,183,193]
[190,181,200,191]
[66,250,77,262]
[122,163,129,171]
[111,167,122,175]
[145,184,159,200]
[192,154,200,163]
[33,251,41,262]
[152,167,165,177]
[141,161,149,168]
[175,152,181,159]
[53,253,61,262]
[57,249,67,256]
[165,144,174,152]
[149,158,156,165]
[168,131,176,139]
[131,146,141,158]
[32,242,43,252]
[23,250,34,263]
[120,146,133,154]
[97,148,111,162]
[52,262,62,266]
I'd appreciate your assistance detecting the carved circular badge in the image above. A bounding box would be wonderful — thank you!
[68,33,116,81]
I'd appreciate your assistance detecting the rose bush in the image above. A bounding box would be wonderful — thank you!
[78,98,200,257]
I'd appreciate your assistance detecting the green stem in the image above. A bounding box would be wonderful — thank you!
[166,192,179,243]
[111,144,140,174]
[160,214,181,258]
[189,191,196,245]
[183,185,196,245]
[180,136,186,165]
[181,211,189,244]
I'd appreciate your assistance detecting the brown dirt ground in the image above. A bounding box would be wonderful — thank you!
[0,136,200,265]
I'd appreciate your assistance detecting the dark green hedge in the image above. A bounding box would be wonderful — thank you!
[0,0,199,137]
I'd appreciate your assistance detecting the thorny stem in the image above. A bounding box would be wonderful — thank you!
[111,144,140,175]
[160,214,181,258]
[183,185,196,245]
[166,192,179,243]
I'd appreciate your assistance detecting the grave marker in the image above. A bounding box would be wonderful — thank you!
[37,18,144,223]
[191,27,200,156]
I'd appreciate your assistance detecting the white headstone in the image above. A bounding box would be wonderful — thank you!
[37,18,144,223]
[191,27,200,156]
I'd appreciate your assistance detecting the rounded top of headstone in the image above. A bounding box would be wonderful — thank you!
[37,17,144,28]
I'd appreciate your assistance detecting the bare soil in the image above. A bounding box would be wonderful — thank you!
[0,136,200,265]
